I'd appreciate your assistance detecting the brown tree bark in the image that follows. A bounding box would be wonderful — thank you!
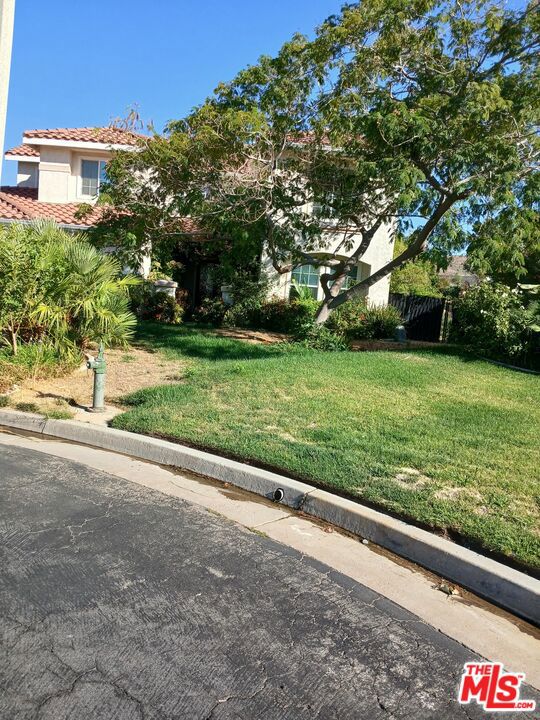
[313,195,457,324]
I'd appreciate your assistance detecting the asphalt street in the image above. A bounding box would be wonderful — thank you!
[1,442,537,719]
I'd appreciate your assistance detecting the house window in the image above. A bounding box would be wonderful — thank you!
[81,159,107,197]
[291,264,320,299]
[328,265,358,293]
[312,191,338,219]
[341,266,358,291]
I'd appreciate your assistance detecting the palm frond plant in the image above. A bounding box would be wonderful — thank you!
[0,220,140,355]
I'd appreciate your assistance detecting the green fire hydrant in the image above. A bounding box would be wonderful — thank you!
[86,342,106,413]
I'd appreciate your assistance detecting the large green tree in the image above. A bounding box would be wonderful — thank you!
[466,173,540,284]
[102,0,539,321]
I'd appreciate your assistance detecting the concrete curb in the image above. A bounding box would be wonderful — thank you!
[1,408,538,625]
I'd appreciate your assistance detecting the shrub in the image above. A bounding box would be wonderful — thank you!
[222,299,260,328]
[0,342,74,392]
[0,395,9,407]
[293,324,349,351]
[193,297,228,326]
[43,408,73,420]
[452,282,536,365]
[255,297,319,333]
[326,299,401,340]
[0,220,139,353]
[389,238,442,297]
[138,292,184,325]
[226,269,269,305]
[222,295,318,333]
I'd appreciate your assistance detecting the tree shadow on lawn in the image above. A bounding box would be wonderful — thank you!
[135,320,517,371]
[135,322,294,363]
[405,344,540,374]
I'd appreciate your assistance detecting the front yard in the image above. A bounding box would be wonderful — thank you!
[110,323,540,570]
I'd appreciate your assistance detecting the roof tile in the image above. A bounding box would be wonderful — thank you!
[0,187,104,226]
[4,144,40,158]
[0,186,204,235]
[23,127,145,145]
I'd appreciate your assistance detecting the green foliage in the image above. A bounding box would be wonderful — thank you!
[224,268,269,304]
[290,280,317,302]
[254,297,318,334]
[452,282,537,366]
[0,221,139,354]
[391,262,442,296]
[193,297,228,326]
[0,222,46,354]
[139,293,184,325]
[0,395,9,407]
[133,285,184,325]
[219,288,319,334]
[222,269,270,327]
[14,402,40,413]
[102,0,539,318]
[293,324,349,351]
[467,198,540,285]
[0,342,75,393]
[43,408,73,420]
[326,299,402,340]
[519,284,540,334]
[390,239,442,297]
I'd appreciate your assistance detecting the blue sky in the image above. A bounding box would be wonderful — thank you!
[2,0,342,185]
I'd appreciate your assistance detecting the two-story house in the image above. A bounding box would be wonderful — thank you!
[1,127,395,306]
[0,127,142,230]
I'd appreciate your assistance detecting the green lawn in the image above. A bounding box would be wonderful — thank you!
[112,323,540,570]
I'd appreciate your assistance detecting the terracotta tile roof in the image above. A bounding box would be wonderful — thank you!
[0,187,104,227]
[23,127,145,145]
[287,132,331,146]
[0,186,205,235]
[4,144,40,158]
[0,195,26,219]
[178,217,205,234]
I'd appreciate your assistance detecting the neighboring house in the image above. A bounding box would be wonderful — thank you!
[1,126,395,306]
[0,127,143,230]
[439,256,479,288]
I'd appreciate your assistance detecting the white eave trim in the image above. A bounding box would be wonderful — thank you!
[22,137,138,152]
[4,153,40,162]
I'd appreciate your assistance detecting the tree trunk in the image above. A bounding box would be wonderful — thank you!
[10,327,17,356]
[314,195,458,323]
[314,300,331,325]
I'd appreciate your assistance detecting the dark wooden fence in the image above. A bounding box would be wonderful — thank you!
[389,293,451,342]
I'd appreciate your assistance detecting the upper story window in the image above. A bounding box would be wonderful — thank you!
[81,159,107,197]
[312,191,339,220]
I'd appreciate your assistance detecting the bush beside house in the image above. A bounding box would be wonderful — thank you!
[0,221,139,387]
[326,299,402,341]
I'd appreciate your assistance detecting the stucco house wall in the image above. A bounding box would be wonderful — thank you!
[16,160,38,188]
[262,205,395,306]
[34,148,115,204]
